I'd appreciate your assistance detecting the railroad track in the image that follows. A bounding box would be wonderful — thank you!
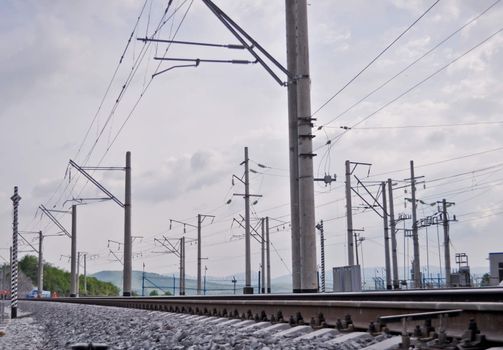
[25,287,503,348]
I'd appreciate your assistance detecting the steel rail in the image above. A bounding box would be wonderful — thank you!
[26,290,503,342]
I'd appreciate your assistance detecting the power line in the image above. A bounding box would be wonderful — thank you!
[25,2,188,245]
[311,0,441,117]
[99,0,194,164]
[315,0,501,129]
[315,26,503,150]
[45,1,180,213]
[332,120,503,130]
[427,162,503,183]
[32,0,151,230]
[370,145,503,178]
[66,1,192,206]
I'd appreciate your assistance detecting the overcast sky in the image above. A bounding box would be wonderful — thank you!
[1,0,502,285]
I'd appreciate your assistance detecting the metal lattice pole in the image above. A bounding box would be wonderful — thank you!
[316,220,325,293]
[10,186,21,318]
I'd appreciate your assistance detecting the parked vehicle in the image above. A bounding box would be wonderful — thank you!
[26,288,51,298]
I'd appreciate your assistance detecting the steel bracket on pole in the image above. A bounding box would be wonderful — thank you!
[39,205,71,238]
[299,153,317,158]
[68,160,124,208]
[201,0,292,86]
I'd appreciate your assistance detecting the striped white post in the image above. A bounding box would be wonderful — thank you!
[10,186,21,318]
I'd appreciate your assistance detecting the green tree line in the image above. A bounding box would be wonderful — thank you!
[19,255,119,296]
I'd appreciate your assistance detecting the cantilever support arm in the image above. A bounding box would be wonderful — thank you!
[18,233,39,253]
[39,205,71,238]
[69,160,124,208]
[109,249,124,266]
[350,187,383,219]
[154,237,180,257]
[201,0,291,86]
[353,175,386,213]
[233,216,263,244]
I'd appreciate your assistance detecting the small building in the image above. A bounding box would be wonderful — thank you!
[489,252,503,286]
[333,265,361,292]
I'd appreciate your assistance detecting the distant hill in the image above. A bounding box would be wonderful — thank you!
[92,264,490,295]
[91,270,293,295]
[19,255,119,296]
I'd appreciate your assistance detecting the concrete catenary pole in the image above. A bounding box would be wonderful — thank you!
[285,0,301,293]
[290,0,317,293]
[123,151,132,296]
[382,182,392,290]
[76,252,81,296]
[0,263,4,292]
[410,160,421,288]
[197,214,202,295]
[243,147,253,294]
[83,253,87,295]
[266,217,271,293]
[261,218,266,294]
[37,231,44,297]
[70,204,77,297]
[10,186,21,318]
[345,160,355,266]
[387,178,399,289]
[442,199,451,287]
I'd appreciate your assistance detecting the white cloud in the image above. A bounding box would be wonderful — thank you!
[135,150,231,203]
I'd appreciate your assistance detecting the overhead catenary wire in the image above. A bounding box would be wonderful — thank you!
[45,0,182,214]
[311,0,441,118]
[63,0,192,208]
[29,0,151,232]
[25,1,503,280]
[315,0,501,130]
[24,2,193,257]
[315,26,503,151]
[100,0,195,163]
[332,120,503,131]
[369,145,503,178]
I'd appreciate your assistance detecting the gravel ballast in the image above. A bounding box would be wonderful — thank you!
[0,301,389,349]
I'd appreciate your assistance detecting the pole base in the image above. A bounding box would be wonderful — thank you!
[242,286,254,294]
[122,292,131,297]
[297,288,318,293]
[70,294,77,298]
[11,306,17,319]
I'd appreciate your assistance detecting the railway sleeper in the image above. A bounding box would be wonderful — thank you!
[24,297,503,347]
